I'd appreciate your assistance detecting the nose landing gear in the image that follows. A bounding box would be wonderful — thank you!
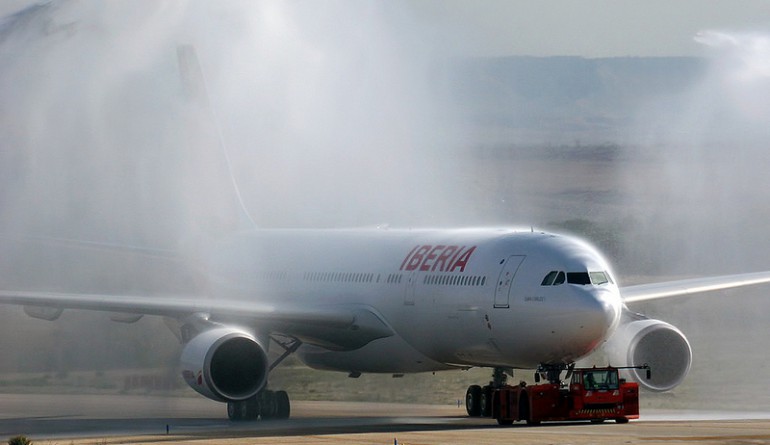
[465,367,512,417]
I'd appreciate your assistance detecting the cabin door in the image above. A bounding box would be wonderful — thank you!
[494,255,526,308]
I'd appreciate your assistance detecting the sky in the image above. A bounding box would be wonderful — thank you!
[409,0,770,57]
[3,1,769,58]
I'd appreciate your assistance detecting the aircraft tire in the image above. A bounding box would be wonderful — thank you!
[519,392,539,425]
[480,385,492,417]
[275,390,291,419]
[227,401,245,421]
[260,390,277,419]
[244,396,260,420]
[466,385,482,417]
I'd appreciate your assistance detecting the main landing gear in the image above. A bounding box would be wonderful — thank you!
[228,335,301,421]
[227,389,290,421]
[465,367,512,417]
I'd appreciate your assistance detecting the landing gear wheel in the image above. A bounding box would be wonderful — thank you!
[227,397,260,421]
[227,390,290,421]
[466,385,482,417]
[227,401,245,421]
[519,392,539,425]
[275,390,290,419]
[244,397,260,420]
[260,390,277,419]
[479,386,492,417]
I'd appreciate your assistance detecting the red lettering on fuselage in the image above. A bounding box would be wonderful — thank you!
[420,245,445,271]
[400,244,477,272]
[433,246,457,271]
[405,245,431,271]
[399,245,419,270]
[450,246,476,272]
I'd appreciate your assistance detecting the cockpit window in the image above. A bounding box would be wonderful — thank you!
[541,271,566,286]
[541,271,558,286]
[544,271,611,286]
[589,271,610,285]
[567,271,612,285]
[567,272,591,285]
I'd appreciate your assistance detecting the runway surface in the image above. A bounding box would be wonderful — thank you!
[2,393,770,444]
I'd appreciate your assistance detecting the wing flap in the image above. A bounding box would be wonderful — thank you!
[621,271,770,303]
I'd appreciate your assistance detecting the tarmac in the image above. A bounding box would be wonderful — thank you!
[2,393,770,445]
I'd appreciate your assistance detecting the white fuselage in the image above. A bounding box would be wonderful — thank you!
[207,228,623,374]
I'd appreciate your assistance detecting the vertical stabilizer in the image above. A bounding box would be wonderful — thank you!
[176,44,256,234]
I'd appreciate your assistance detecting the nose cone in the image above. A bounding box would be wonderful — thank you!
[592,287,623,336]
[558,286,622,358]
[583,287,622,342]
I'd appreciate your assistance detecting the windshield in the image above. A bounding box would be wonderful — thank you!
[583,370,619,390]
[589,271,610,285]
[566,271,612,285]
[543,270,613,286]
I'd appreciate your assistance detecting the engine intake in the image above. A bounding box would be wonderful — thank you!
[604,317,692,392]
[180,328,268,402]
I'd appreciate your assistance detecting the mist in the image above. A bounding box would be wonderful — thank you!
[621,30,770,276]
[614,30,770,410]
[0,0,476,376]
[0,0,473,247]
[1,1,769,412]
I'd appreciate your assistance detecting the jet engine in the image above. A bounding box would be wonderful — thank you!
[603,314,692,392]
[180,327,269,402]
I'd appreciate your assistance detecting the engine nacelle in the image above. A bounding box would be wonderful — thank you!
[180,327,268,402]
[604,317,692,392]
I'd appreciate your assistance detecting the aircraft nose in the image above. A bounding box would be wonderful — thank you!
[560,286,622,352]
[578,287,622,339]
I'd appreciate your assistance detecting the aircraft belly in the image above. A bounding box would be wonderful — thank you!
[376,296,529,368]
[392,302,603,369]
[296,332,454,374]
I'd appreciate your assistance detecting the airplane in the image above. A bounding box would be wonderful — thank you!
[2,227,770,421]
[2,44,770,422]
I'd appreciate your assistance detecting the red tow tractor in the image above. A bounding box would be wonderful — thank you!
[466,365,651,425]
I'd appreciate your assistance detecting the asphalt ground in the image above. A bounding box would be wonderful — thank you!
[2,394,770,445]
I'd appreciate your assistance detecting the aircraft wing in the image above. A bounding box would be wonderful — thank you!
[621,271,770,303]
[0,289,394,350]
